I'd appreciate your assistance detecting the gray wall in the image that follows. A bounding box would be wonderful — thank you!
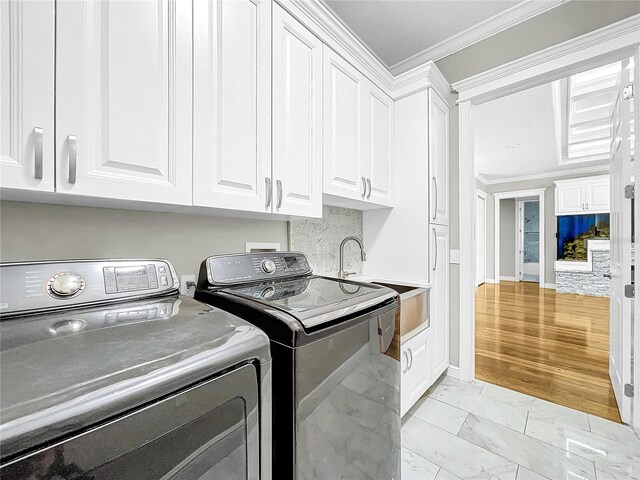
[435,1,637,368]
[0,201,288,278]
[500,199,516,278]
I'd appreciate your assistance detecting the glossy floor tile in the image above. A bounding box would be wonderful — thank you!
[402,376,639,480]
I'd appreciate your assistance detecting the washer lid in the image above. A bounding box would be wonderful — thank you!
[0,295,269,460]
[223,276,397,329]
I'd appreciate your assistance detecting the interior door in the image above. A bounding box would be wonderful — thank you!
[272,4,322,218]
[323,45,366,201]
[366,82,394,206]
[609,57,634,424]
[476,193,486,286]
[193,0,271,212]
[56,0,192,204]
[633,46,640,431]
[429,89,450,225]
[0,0,54,192]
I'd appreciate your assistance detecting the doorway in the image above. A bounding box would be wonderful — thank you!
[518,200,540,283]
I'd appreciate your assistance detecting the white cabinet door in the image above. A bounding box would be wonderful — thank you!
[429,89,449,226]
[430,224,450,379]
[585,179,610,213]
[0,0,54,192]
[401,328,432,417]
[556,184,585,214]
[323,46,367,201]
[56,0,192,204]
[365,83,394,206]
[193,0,271,212]
[272,4,322,218]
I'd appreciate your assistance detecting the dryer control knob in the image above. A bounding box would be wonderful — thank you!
[48,273,85,298]
[261,259,276,274]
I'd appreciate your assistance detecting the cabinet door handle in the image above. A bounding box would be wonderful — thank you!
[67,135,77,184]
[361,177,367,198]
[265,177,272,208]
[432,228,438,271]
[402,351,409,374]
[408,347,413,370]
[366,178,372,199]
[276,180,283,209]
[432,177,438,220]
[34,127,43,179]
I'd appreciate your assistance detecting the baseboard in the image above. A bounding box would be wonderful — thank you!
[485,278,498,284]
[543,283,556,289]
[445,366,459,379]
[500,276,517,282]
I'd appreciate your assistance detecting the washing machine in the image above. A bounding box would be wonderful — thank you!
[0,259,271,480]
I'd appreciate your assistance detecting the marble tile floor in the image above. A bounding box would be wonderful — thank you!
[401,375,640,480]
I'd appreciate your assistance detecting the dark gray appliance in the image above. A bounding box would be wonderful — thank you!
[195,252,400,480]
[0,259,271,480]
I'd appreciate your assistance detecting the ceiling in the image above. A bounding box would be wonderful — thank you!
[323,0,548,73]
[473,82,609,182]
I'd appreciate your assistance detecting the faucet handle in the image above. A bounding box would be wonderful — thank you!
[343,271,357,279]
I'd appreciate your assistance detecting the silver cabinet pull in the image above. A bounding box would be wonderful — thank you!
[366,178,372,199]
[67,135,77,184]
[432,177,438,220]
[276,180,283,209]
[361,176,366,198]
[402,351,409,374]
[265,177,272,208]
[408,347,413,370]
[34,127,43,179]
[432,228,438,271]
[603,272,612,279]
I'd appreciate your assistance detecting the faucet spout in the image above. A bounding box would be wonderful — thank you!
[338,236,367,279]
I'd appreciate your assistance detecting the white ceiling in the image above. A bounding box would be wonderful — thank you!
[322,0,556,73]
[474,82,609,182]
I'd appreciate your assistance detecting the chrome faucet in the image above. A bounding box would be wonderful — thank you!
[339,236,367,279]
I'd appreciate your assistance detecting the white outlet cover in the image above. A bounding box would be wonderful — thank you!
[180,274,196,297]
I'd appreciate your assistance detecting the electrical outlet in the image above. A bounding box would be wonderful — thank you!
[180,274,196,297]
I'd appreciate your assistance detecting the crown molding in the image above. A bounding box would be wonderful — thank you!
[453,14,640,102]
[388,0,567,76]
[478,164,610,185]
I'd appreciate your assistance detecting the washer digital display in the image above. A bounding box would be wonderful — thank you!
[115,266,150,291]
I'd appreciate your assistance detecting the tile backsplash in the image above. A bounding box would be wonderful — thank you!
[289,206,363,277]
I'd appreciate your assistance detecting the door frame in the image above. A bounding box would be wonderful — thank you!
[493,189,546,286]
[476,190,487,286]
[517,199,542,283]
[454,14,640,431]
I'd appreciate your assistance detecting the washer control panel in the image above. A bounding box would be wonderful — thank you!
[0,259,179,317]
[205,252,311,286]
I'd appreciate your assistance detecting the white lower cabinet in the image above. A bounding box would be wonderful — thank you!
[401,327,432,417]
[430,223,450,379]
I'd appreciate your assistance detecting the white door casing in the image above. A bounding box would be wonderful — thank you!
[609,57,634,424]
[56,0,192,204]
[429,88,450,226]
[193,0,271,212]
[323,45,366,201]
[272,4,322,217]
[0,0,54,192]
[476,191,487,286]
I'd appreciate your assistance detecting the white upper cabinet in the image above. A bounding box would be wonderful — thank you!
[193,0,271,212]
[323,46,367,202]
[555,175,610,215]
[272,4,322,218]
[55,0,192,204]
[0,0,54,192]
[365,83,394,206]
[429,89,449,225]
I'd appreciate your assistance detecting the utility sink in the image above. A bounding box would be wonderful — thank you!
[372,282,429,339]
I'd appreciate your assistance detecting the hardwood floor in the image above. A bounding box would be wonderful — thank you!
[475,281,621,423]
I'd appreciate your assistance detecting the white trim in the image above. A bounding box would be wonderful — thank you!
[544,283,557,289]
[500,276,518,282]
[454,15,640,103]
[387,0,567,75]
[476,190,488,286]
[515,201,521,282]
[485,278,498,284]
[457,15,640,388]
[493,188,547,199]
[478,164,610,185]
[477,189,488,200]
[445,365,460,380]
